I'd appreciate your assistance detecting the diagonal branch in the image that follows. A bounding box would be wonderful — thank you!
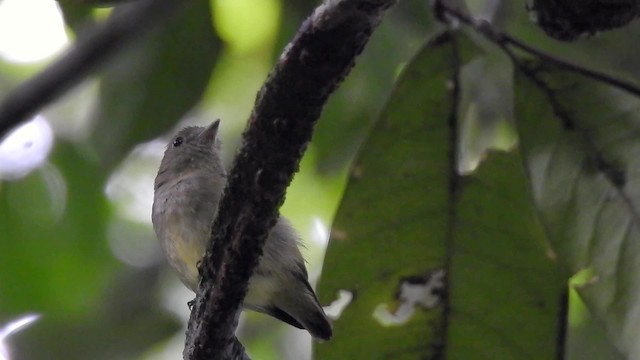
[0,0,190,138]
[432,0,640,97]
[183,0,397,359]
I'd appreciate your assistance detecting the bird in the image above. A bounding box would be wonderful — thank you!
[152,119,332,340]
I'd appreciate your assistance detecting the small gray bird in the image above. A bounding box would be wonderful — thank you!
[152,120,332,340]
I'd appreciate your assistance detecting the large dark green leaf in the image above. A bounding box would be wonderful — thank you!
[310,3,432,174]
[90,0,220,169]
[316,32,564,359]
[514,60,640,358]
[446,151,564,359]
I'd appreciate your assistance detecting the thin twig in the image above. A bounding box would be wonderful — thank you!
[183,0,397,359]
[433,1,640,97]
[0,0,189,138]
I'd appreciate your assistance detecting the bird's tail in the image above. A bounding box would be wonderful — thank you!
[270,277,333,340]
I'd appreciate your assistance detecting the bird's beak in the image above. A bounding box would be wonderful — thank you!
[200,119,220,145]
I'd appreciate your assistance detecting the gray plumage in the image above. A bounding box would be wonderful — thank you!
[151,120,332,340]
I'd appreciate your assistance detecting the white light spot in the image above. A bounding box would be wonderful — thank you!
[107,219,163,268]
[373,269,445,326]
[0,314,40,360]
[0,0,69,63]
[105,140,164,224]
[105,140,166,267]
[324,289,354,320]
[310,217,329,246]
[0,314,39,340]
[0,116,54,180]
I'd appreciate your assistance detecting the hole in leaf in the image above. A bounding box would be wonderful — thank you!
[324,289,355,320]
[373,269,446,326]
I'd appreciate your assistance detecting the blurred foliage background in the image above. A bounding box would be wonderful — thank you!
[0,0,639,359]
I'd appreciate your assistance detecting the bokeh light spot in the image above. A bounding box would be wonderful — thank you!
[0,0,69,63]
[213,0,280,54]
[0,314,40,360]
[0,116,54,180]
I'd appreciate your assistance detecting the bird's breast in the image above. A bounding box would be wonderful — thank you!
[152,175,220,290]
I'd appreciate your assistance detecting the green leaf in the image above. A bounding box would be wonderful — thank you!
[316,32,464,359]
[447,151,565,359]
[311,14,431,173]
[316,31,564,359]
[90,1,221,169]
[514,60,640,358]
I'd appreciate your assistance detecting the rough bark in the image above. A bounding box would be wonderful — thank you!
[182,1,397,359]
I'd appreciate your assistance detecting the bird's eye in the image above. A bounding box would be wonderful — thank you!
[173,137,184,147]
